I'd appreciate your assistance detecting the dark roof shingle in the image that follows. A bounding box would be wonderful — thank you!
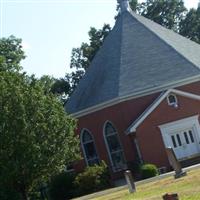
[65,10,200,114]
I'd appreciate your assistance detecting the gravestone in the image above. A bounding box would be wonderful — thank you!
[163,193,179,200]
[166,147,187,179]
[124,170,136,193]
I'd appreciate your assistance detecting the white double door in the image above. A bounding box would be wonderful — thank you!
[169,128,199,160]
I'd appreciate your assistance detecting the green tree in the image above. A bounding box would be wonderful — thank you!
[68,24,111,90]
[70,24,111,71]
[51,77,71,101]
[137,0,186,30]
[129,0,138,11]
[55,0,187,99]
[118,0,186,30]
[56,0,200,100]
[37,75,70,103]
[38,75,56,95]
[53,24,111,99]
[0,36,80,200]
[0,35,25,72]
[116,0,138,13]
[180,7,200,44]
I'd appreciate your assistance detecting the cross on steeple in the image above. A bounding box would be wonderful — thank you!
[117,0,130,13]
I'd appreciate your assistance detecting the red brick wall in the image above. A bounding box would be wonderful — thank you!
[73,81,200,176]
[178,81,200,95]
[73,93,159,175]
[137,94,200,169]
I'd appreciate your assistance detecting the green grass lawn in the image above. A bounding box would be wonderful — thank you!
[92,168,200,200]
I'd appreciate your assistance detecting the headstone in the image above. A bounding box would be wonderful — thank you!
[166,147,187,179]
[163,193,179,200]
[124,170,136,193]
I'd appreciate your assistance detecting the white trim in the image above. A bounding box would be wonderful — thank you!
[126,89,200,134]
[158,115,199,132]
[134,138,143,163]
[171,89,200,101]
[127,91,169,134]
[103,121,116,171]
[167,94,178,106]
[159,115,199,131]
[69,76,200,118]
[103,121,126,172]
[80,129,99,166]
[159,115,200,159]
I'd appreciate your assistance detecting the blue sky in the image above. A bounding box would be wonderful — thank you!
[1,0,199,78]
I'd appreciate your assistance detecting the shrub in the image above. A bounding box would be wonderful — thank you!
[140,164,158,179]
[0,186,21,200]
[48,172,76,200]
[74,161,111,196]
[126,160,142,180]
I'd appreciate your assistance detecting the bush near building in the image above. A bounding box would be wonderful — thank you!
[74,161,111,196]
[140,164,159,179]
[48,161,111,199]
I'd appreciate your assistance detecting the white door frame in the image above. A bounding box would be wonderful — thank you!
[159,115,200,159]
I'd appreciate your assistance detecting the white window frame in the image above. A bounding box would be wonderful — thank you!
[81,129,99,166]
[103,121,126,172]
[167,94,178,106]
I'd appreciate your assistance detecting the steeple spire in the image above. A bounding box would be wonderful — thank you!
[118,0,131,13]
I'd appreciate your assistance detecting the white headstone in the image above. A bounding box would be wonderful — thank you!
[124,170,136,193]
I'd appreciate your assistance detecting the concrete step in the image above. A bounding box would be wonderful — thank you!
[180,156,200,168]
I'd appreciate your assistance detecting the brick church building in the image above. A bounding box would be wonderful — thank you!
[65,0,200,179]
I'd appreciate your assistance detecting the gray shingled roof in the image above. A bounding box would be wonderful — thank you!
[65,10,200,114]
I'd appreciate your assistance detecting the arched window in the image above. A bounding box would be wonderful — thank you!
[81,129,99,166]
[104,122,126,171]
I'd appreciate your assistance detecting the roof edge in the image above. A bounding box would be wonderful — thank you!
[67,75,200,118]
[126,89,200,135]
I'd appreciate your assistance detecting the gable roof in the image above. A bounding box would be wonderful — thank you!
[65,9,200,116]
[126,89,200,134]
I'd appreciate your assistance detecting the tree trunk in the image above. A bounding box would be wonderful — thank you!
[19,185,28,200]
[21,190,28,200]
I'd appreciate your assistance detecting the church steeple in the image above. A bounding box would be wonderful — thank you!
[117,0,131,13]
